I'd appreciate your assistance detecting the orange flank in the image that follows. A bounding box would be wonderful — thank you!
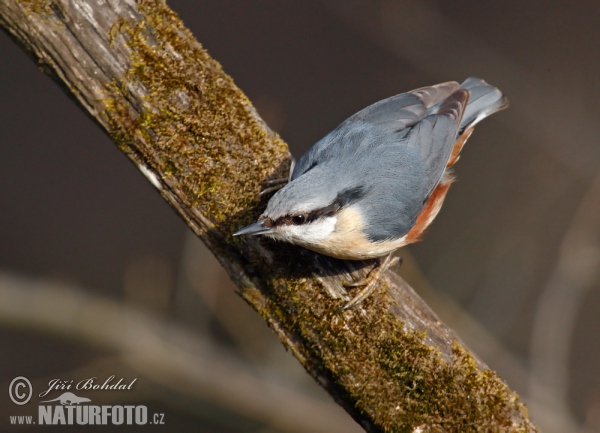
[447,126,474,168]
[405,175,453,243]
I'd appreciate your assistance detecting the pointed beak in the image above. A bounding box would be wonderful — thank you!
[233,219,273,236]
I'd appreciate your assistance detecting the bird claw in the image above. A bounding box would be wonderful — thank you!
[258,177,289,197]
[258,158,295,197]
[340,254,401,311]
[261,177,289,186]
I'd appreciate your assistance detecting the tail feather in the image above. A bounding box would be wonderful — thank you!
[459,77,508,133]
[441,78,507,168]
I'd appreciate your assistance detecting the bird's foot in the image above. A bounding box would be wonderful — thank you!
[258,159,295,197]
[340,253,401,311]
[258,177,288,197]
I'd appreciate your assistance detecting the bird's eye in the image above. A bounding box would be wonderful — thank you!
[292,214,306,225]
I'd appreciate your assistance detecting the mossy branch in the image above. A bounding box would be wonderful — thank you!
[0,0,537,431]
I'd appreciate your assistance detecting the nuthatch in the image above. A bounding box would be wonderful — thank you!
[235,78,507,309]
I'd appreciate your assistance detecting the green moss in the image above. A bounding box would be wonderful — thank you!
[8,0,533,428]
[103,0,290,237]
[99,1,534,431]
[252,256,535,432]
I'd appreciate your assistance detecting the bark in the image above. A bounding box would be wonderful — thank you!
[0,1,537,431]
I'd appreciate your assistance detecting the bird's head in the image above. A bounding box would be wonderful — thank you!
[234,167,368,256]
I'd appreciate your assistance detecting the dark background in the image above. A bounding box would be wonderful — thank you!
[1,1,599,432]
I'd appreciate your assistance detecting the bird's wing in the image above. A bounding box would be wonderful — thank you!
[409,81,460,108]
[291,82,460,180]
[358,89,470,241]
[411,88,469,198]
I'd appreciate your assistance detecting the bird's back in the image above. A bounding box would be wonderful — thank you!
[291,78,507,243]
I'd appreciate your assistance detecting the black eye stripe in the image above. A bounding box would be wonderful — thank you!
[271,186,366,227]
[306,203,339,222]
[272,202,340,227]
[336,185,366,207]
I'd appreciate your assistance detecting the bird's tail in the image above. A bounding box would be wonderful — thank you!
[459,77,508,133]
[445,78,508,168]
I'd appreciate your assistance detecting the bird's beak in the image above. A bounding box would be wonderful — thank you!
[233,219,273,236]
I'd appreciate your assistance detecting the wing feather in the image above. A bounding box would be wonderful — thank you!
[359,89,469,240]
[286,79,505,242]
[409,81,460,108]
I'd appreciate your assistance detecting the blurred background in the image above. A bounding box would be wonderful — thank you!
[1,1,599,431]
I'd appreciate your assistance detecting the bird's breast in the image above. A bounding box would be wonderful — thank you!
[306,206,408,260]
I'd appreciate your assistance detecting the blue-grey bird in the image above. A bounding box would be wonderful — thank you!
[235,78,507,307]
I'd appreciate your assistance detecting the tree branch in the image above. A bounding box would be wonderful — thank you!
[0,270,359,433]
[0,0,537,430]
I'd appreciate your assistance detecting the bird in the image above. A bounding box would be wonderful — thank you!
[234,77,508,309]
